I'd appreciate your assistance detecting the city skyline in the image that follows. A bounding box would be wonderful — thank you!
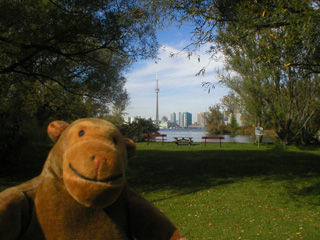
[125,109,243,129]
[127,111,209,126]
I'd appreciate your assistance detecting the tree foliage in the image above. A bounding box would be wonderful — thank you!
[0,0,158,79]
[215,0,320,145]
[220,91,241,115]
[151,0,320,74]
[0,0,157,103]
[229,113,239,134]
[119,118,159,142]
[205,104,227,135]
[0,0,159,161]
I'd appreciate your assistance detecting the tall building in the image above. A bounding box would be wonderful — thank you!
[183,112,192,128]
[178,112,183,127]
[170,112,176,123]
[197,112,208,128]
[177,112,192,127]
[124,117,136,124]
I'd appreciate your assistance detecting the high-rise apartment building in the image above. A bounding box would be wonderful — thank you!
[178,112,183,127]
[170,112,176,123]
[124,117,136,124]
[183,112,192,128]
[197,112,208,128]
[175,112,193,128]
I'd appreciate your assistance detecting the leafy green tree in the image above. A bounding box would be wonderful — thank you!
[0,0,159,162]
[216,3,320,144]
[0,0,158,79]
[119,118,159,142]
[220,49,320,144]
[229,113,239,134]
[151,0,319,74]
[0,0,156,111]
[205,104,227,135]
[104,101,129,129]
[220,92,241,115]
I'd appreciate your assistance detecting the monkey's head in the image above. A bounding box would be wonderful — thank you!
[47,118,136,209]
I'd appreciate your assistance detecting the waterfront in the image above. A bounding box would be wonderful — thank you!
[159,128,275,143]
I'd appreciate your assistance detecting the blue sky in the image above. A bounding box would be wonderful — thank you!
[124,23,229,123]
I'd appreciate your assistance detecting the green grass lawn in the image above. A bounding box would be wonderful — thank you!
[1,142,320,239]
[126,143,320,239]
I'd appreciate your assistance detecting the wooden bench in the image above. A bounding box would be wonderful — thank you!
[173,137,193,146]
[202,136,225,147]
[144,134,167,145]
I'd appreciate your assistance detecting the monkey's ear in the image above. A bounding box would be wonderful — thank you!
[47,121,69,142]
[124,138,136,159]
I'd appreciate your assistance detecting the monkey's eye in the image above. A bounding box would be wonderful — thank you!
[113,137,117,145]
[79,130,85,137]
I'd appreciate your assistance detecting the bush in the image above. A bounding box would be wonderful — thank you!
[119,118,159,142]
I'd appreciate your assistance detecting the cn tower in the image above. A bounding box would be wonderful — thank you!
[155,67,160,126]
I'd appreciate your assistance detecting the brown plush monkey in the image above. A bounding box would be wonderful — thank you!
[0,118,185,240]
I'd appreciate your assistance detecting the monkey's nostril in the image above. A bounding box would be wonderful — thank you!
[91,156,95,161]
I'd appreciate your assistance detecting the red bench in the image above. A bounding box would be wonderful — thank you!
[202,136,225,147]
[144,134,167,145]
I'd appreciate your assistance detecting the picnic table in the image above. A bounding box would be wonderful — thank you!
[173,137,193,146]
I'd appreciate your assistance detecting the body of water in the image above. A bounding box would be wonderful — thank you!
[159,128,275,143]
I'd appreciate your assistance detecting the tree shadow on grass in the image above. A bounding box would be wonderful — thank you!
[1,145,319,205]
[126,148,320,203]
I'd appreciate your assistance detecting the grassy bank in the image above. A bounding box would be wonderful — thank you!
[1,142,320,239]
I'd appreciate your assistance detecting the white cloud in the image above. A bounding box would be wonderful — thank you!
[125,44,228,120]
